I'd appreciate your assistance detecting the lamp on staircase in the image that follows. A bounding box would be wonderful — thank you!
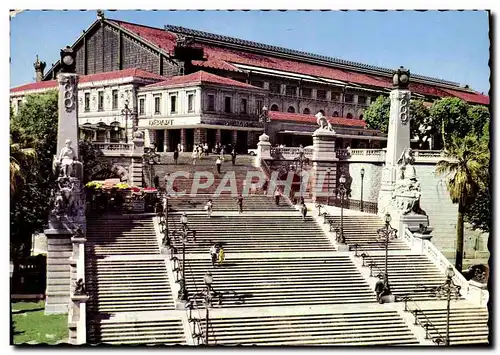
[338,174,347,244]
[204,271,213,346]
[376,213,397,303]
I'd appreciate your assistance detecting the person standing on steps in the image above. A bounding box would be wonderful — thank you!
[274,189,281,206]
[173,149,179,165]
[237,194,243,213]
[180,212,188,231]
[204,142,209,156]
[301,202,308,221]
[210,241,218,267]
[231,149,237,166]
[205,199,213,218]
[192,149,197,165]
[216,156,222,174]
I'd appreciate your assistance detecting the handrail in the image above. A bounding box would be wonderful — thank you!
[401,295,446,345]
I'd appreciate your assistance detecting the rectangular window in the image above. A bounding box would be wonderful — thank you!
[256,99,263,114]
[98,92,104,111]
[188,94,194,112]
[358,95,367,105]
[170,95,177,113]
[317,89,327,100]
[301,88,312,98]
[139,98,145,115]
[154,96,161,115]
[112,90,118,110]
[17,99,22,109]
[207,94,215,111]
[344,94,354,103]
[286,86,296,96]
[85,93,90,111]
[224,97,232,113]
[269,83,280,94]
[331,93,340,101]
[251,80,264,88]
[240,98,247,114]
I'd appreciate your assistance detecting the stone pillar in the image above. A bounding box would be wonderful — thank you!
[180,128,187,151]
[56,74,80,157]
[378,77,411,216]
[312,128,337,203]
[255,133,271,168]
[216,129,221,144]
[232,130,238,146]
[164,130,169,152]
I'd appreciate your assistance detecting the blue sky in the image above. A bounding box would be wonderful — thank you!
[10,10,490,94]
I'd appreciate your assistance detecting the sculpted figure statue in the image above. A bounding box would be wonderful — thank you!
[315,112,333,131]
[396,147,416,180]
[59,139,77,178]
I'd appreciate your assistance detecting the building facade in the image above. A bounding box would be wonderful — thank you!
[10,11,489,151]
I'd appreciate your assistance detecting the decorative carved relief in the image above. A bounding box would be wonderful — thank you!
[399,91,410,125]
[58,75,78,113]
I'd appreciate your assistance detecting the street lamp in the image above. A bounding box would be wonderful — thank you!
[143,149,159,188]
[294,145,311,199]
[259,105,270,136]
[360,168,365,212]
[174,228,194,301]
[204,271,213,345]
[326,168,332,206]
[338,174,347,243]
[121,99,136,143]
[376,213,397,301]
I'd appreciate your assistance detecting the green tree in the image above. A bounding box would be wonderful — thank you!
[435,134,489,271]
[10,90,58,258]
[10,138,37,194]
[363,96,391,133]
[429,97,470,149]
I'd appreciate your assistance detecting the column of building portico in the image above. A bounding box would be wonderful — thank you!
[180,128,187,152]
[231,130,238,148]
[164,130,170,152]
[194,128,207,146]
[216,129,221,144]
[311,128,338,204]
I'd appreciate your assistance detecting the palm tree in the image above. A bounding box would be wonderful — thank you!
[435,134,489,271]
[10,139,37,195]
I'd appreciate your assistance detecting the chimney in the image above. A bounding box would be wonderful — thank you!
[33,55,46,82]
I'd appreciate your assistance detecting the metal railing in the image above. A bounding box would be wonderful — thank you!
[401,295,446,345]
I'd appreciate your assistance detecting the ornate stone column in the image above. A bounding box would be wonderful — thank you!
[378,67,411,217]
[255,133,271,168]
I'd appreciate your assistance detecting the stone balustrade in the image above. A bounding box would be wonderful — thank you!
[334,149,447,163]
[92,142,135,154]
[270,147,313,159]
[69,237,88,345]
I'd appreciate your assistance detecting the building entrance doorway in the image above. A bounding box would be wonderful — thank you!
[185,129,194,152]
[156,130,165,152]
[236,131,248,153]
[168,129,181,151]
[207,129,217,151]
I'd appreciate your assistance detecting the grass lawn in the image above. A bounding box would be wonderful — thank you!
[12,301,68,345]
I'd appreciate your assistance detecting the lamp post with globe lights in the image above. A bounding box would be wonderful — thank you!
[121,99,136,143]
[338,174,347,243]
[376,213,398,299]
[259,106,270,136]
[360,168,365,212]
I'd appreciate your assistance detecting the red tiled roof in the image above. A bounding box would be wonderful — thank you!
[441,88,489,105]
[11,68,166,93]
[109,20,178,53]
[144,70,262,89]
[268,111,367,128]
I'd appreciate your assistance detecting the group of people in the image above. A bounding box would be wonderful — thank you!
[204,195,245,217]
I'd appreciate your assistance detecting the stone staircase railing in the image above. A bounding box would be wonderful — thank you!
[68,234,89,345]
[402,225,489,306]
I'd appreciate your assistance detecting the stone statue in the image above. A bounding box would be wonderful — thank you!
[315,112,334,131]
[396,147,416,180]
[58,139,78,178]
[74,278,86,296]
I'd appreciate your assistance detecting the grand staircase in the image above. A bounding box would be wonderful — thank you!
[82,153,489,346]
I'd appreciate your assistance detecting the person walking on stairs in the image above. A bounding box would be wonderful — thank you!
[192,150,197,165]
[274,189,281,206]
[173,149,179,165]
[205,199,213,218]
[217,244,225,266]
[237,194,243,213]
[216,157,222,174]
[301,202,308,221]
[210,242,218,267]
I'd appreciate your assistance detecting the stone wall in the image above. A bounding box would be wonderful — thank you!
[346,162,383,203]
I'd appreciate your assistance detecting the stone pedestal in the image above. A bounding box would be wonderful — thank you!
[255,134,271,168]
[378,88,411,216]
[312,129,337,203]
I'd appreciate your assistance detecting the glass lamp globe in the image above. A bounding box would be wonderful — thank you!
[62,55,74,66]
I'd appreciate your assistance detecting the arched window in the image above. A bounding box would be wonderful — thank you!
[346,113,353,119]
[333,111,339,117]
[287,106,295,113]
[270,104,279,111]
[359,114,364,120]
[303,108,311,114]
